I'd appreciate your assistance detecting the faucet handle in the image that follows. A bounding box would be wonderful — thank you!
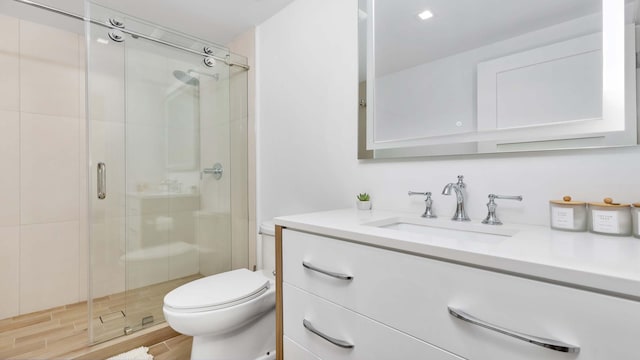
[408,191,437,218]
[482,194,523,225]
[456,175,466,188]
[408,191,429,196]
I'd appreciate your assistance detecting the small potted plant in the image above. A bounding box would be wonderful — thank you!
[356,192,372,210]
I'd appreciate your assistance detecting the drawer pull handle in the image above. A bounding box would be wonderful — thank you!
[448,307,580,353]
[303,319,354,349]
[302,261,353,280]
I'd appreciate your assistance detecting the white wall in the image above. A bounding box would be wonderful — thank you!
[257,0,360,222]
[257,0,640,227]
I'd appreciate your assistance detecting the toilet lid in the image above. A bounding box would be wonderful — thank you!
[164,269,270,312]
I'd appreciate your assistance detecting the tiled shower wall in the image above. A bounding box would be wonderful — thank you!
[0,14,87,319]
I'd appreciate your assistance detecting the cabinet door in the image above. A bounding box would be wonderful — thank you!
[283,283,464,360]
[283,229,640,360]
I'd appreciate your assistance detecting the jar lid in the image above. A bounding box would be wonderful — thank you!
[549,195,585,205]
[588,197,630,208]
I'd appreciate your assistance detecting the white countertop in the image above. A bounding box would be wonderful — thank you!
[275,208,640,299]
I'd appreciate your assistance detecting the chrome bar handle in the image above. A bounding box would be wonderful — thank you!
[448,307,580,353]
[97,162,106,200]
[493,194,523,201]
[303,319,354,349]
[302,261,353,280]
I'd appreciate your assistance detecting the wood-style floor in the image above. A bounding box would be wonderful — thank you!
[0,275,199,359]
[148,334,192,360]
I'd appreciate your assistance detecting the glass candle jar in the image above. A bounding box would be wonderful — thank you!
[632,204,640,239]
[549,196,587,232]
[588,198,631,236]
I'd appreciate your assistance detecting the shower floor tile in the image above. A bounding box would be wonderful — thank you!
[0,274,200,359]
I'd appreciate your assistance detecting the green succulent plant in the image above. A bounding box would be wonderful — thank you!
[356,193,370,201]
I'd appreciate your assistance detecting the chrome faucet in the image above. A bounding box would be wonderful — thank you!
[482,194,523,225]
[442,175,470,221]
[408,191,437,218]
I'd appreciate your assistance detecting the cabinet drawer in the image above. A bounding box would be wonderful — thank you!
[284,336,322,360]
[283,283,463,360]
[282,229,640,360]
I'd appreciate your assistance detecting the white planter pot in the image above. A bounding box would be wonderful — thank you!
[357,200,372,210]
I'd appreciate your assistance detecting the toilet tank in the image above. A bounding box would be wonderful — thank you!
[258,221,275,276]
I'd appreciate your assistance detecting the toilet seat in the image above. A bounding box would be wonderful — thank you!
[164,269,271,313]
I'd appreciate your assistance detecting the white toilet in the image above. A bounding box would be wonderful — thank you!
[163,222,276,360]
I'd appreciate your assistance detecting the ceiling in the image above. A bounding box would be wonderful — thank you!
[0,0,296,45]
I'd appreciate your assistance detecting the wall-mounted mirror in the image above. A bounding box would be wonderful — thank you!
[358,0,639,158]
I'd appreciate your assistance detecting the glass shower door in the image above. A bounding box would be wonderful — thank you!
[87,2,235,343]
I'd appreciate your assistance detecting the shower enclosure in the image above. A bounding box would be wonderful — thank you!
[0,0,249,347]
[86,3,249,343]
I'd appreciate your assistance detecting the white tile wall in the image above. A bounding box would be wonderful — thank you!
[20,113,79,224]
[0,14,20,112]
[196,212,231,276]
[19,20,80,118]
[86,40,124,124]
[78,36,86,119]
[230,118,249,269]
[90,220,125,299]
[228,28,257,270]
[200,121,230,214]
[126,122,167,191]
[0,227,19,319]
[0,15,87,319]
[19,221,80,314]
[200,75,231,216]
[78,43,88,299]
[0,111,20,227]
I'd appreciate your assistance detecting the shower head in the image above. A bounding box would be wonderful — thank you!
[172,70,199,86]
[173,69,220,86]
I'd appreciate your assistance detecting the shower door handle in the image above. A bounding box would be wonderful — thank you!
[97,162,106,199]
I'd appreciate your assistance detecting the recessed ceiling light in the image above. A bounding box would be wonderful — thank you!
[418,9,433,20]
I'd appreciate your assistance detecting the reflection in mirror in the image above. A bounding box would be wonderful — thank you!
[359,0,639,158]
[166,72,201,170]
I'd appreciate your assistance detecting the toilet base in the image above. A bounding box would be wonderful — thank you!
[190,309,276,360]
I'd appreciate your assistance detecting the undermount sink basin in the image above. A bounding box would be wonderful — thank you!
[364,217,519,238]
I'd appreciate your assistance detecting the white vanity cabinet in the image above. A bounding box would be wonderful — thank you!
[276,227,640,360]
